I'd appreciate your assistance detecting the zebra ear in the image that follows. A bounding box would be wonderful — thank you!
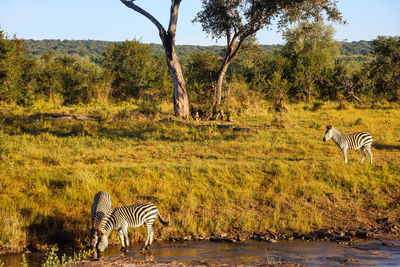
[326,125,332,130]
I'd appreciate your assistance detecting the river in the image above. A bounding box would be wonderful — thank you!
[1,240,400,266]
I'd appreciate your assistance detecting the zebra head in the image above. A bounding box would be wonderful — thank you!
[323,125,333,142]
[96,229,109,256]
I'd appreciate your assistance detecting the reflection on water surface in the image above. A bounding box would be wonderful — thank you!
[1,240,400,266]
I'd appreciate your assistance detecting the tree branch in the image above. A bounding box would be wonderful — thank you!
[229,37,245,63]
[120,0,166,34]
[168,0,182,39]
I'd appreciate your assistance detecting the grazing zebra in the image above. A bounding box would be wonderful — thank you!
[90,191,112,249]
[323,125,373,164]
[96,202,169,255]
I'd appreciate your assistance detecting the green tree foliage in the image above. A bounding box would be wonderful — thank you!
[184,51,220,108]
[281,21,340,101]
[2,28,400,109]
[57,55,109,104]
[234,45,288,95]
[148,55,174,102]
[266,71,290,111]
[230,43,269,85]
[319,59,373,103]
[194,0,342,106]
[34,51,63,102]
[34,52,110,105]
[0,31,36,105]
[370,36,400,101]
[24,39,112,65]
[104,40,158,101]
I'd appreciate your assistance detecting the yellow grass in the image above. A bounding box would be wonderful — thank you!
[0,102,399,251]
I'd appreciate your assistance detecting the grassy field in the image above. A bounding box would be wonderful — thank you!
[0,101,399,253]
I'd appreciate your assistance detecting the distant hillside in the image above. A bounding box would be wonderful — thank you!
[340,40,374,55]
[23,39,227,59]
[23,39,374,60]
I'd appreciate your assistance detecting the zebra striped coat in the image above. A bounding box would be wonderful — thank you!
[323,125,373,164]
[97,202,169,254]
[90,191,112,249]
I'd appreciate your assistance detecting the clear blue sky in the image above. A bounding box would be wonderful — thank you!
[0,0,399,45]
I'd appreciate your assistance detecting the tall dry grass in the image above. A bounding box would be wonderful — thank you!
[0,102,399,252]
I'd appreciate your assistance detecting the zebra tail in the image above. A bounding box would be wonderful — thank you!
[158,212,169,225]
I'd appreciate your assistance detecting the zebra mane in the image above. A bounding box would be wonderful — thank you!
[327,125,342,134]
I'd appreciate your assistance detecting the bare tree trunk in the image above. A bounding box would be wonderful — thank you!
[120,0,190,119]
[307,86,312,102]
[161,31,190,118]
[214,36,244,106]
[216,60,230,105]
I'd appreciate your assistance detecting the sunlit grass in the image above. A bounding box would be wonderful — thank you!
[0,102,399,251]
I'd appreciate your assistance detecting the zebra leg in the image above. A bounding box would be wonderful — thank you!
[366,147,373,164]
[122,227,130,252]
[117,230,125,252]
[342,148,348,163]
[142,221,154,250]
[360,147,366,164]
[148,228,154,247]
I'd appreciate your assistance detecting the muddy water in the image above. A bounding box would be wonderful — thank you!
[1,240,400,266]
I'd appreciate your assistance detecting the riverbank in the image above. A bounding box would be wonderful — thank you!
[1,102,400,254]
[76,239,400,267]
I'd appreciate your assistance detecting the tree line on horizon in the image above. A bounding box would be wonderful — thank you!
[1,24,399,118]
[22,39,373,64]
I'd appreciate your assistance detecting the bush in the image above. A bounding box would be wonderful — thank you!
[105,40,157,101]
[336,101,351,110]
[311,101,324,111]
[185,51,220,109]
[137,94,161,118]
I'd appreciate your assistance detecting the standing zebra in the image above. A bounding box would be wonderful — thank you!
[96,202,169,255]
[323,125,373,164]
[90,191,112,250]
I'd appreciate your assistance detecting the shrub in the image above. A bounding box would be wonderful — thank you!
[353,118,363,126]
[311,101,324,112]
[137,94,161,118]
[336,101,351,110]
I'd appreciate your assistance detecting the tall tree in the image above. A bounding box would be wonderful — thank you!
[370,36,400,101]
[120,0,190,119]
[194,0,342,106]
[104,40,155,101]
[0,31,35,105]
[281,20,340,101]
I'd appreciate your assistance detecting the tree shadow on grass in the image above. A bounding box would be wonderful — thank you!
[27,214,83,251]
[373,142,400,150]
[2,114,247,143]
